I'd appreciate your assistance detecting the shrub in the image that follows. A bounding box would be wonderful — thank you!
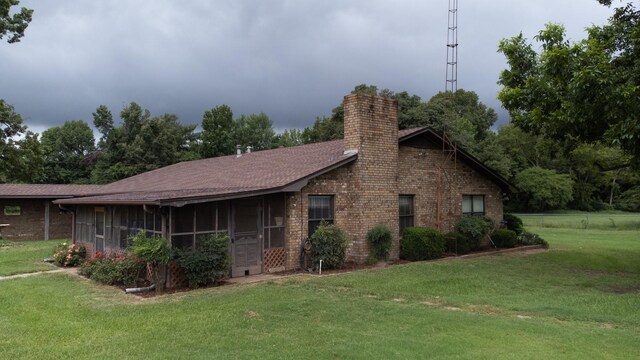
[444,231,471,255]
[176,234,231,288]
[310,222,348,270]
[400,227,445,261]
[52,242,86,267]
[367,225,393,261]
[129,231,172,291]
[503,213,524,235]
[518,231,549,248]
[491,229,518,248]
[79,252,145,286]
[455,216,493,250]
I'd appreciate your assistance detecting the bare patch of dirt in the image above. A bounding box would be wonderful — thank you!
[246,310,260,319]
[606,286,640,294]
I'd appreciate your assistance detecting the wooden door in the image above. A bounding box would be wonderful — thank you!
[231,199,262,277]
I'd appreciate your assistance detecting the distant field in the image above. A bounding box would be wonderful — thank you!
[515,212,640,230]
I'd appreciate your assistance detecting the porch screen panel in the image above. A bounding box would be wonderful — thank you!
[172,234,193,250]
[217,201,228,230]
[264,194,286,249]
[127,206,144,237]
[105,208,114,249]
[174,205,194,233]
[195,202,215,232]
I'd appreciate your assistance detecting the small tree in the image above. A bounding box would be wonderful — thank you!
[515,167,574,211]
[129,231,171,292]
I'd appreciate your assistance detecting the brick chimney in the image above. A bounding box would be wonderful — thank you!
[343,94,400,261]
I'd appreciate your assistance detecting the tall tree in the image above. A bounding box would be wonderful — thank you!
[0,0,33,43]
[498,1,640,164]
[200,104,234,157]
[232,113,275,151]
[275,128,305,148]
[40,120,95,184]
[8,130,43,183]
[92,105,113,148]
[0,99,26,182]
[91,103,197,183]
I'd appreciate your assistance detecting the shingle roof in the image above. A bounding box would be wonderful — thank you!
[0,184,105,198]
[54,137,366,205]
[52,127,514,205]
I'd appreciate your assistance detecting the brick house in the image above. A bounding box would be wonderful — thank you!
[54,94,514,280]
[0,184,103,241]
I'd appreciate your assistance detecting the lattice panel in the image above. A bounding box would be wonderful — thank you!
[264,247,286,272]
[166,261,185,289]
[144,262,185,289]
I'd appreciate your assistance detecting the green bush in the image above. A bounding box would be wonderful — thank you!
[503,213,524,235]
[518,231,549,248]
[310,222,348,269]
[491,229,518,248]
[444,231,471,255]
[79,252,145,286]
[52,242,86,267]
[455,216,493,250]
[367,225,393,261]
[400,227,445,261]
[176,234,231,288]
[129,231,172,291]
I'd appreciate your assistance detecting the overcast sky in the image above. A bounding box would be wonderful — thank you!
[1,0,613,135]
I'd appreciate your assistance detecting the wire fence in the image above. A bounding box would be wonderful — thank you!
[514,213,640,231]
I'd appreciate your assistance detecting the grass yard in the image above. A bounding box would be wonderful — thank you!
[0,240,60,276]
[1,225,639,359]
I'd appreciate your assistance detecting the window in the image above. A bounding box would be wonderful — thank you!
[462,195,485,216]
[308,195,334,237]
[399,195,414,235]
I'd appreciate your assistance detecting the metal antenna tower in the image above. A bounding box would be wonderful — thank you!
[436,0,459,232]
[445,0,458,92]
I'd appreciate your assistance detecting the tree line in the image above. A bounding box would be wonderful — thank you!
[1,0,638,212]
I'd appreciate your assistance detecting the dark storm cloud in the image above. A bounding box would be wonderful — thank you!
[0,0,611,134]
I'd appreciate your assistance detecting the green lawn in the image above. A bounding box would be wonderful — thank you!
[1,227,639,359]
[0,240,60,276]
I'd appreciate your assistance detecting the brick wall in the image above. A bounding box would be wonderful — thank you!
[285,94,400,267]
[283,94,505,270]
[397,146,504,233]
[0,199,72,241]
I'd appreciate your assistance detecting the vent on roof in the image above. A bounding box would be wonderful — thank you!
[236,145,241,158]
[246,146,252,154]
